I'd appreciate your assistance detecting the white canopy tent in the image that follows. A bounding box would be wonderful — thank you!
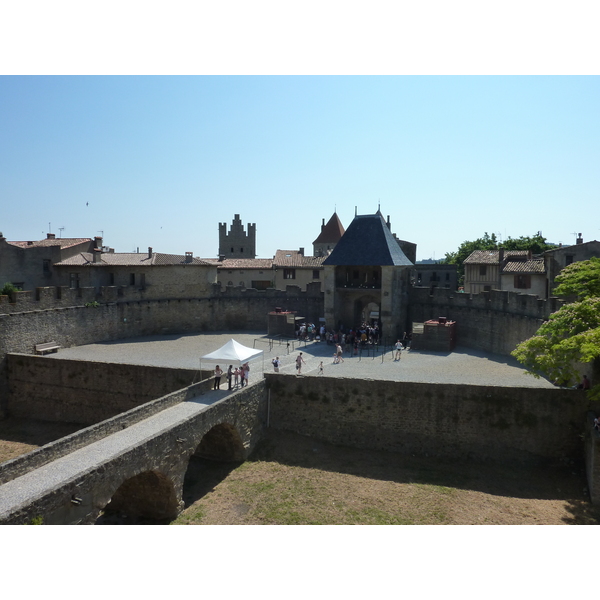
[200,338,264,381]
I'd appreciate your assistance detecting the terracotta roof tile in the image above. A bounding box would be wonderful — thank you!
[8,238,93,249]
[204,258,274,270]
[313,212,345,244]
[55,252,213,267]
[273,250,325,268]
[502,259,545,274]
[464,250,529,264]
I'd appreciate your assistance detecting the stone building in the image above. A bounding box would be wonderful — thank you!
[0,232,97,291]
[218,214,256,259]
[204,257,274,290]
[273,249,325,290]
[463,250,536,294]
[413,263,458,291]
[53,248,217,301]
[322,212,414,339]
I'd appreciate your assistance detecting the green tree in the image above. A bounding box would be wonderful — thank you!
[512,258,600,398]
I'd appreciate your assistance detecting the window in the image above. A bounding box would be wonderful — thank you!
[312,270,320,279]
[130,273,135,286]
[446,273,450,281]
[70,273,80,289]
[109,273,115,285]
[283,269,296,279]
[479,265,487,276]
[514,274,531,289]
[43,259,51,273]
[240,248,244,253]
[139,273,146,290]
[565,255,574,266]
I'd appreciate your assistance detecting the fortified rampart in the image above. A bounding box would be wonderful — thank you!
[6,354,213,425]
[0,284,323,415]
[265,374,588,464]
[409,287,564,355]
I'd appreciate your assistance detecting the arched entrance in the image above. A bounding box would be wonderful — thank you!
[97,470,180,524]
[182,423,246,509]
[353,295,380,328]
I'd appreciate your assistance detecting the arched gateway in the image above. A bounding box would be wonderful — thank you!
[322,212,414,340]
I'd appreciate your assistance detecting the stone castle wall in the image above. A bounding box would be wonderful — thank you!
[0,285,323,415]
[6,354,214,425]
[265,374,588,464]
[408,287,564,355]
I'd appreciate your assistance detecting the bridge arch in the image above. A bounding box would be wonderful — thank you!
[193,422,246,462]
[100,470,180,523]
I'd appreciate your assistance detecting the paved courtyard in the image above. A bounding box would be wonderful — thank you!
[49,331,555,389]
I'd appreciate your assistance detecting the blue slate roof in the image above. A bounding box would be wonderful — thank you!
[323,213,413,266]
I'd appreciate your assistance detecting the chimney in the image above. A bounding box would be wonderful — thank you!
[92,248,102,263]
[321,218,325,232]
[299,247,304,256]
[576,233,583,245]
[499,248,504,264]
[47,233,55,240]
[94,236,103,249]
[185,252,193,263]
[148,247,152,258]
[386,215,391,230]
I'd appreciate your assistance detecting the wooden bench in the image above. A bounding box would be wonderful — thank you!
[35,341,61,355]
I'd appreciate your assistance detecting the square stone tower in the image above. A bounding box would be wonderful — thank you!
[219,214,256,259]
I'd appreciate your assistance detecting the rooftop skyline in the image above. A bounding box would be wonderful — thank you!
[2,76,598,262]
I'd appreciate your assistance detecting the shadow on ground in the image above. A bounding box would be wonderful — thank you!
[250,429,600,525]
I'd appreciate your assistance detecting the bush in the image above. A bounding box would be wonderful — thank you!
[1,282,19,298]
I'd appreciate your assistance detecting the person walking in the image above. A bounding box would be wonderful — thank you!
[295,352,306,374]
[394,340,403,361]
[272,357,281,373]
[227,365,233,390]
[214,365,223,389]
[336,343,344,363]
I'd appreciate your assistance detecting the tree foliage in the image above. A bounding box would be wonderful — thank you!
[512,258,600,397]
[553,256,600,300]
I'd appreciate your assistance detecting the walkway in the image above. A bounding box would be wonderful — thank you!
[49,331,555,388]
[0,391,226,521]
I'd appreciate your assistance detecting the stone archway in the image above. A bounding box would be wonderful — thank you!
[353,295,380,327]
[181,423,246,510]
[193,423,246,461]
[99,470,180,523]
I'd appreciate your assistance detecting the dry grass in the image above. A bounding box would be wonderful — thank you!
[175,429,600,525]
[1,419,598,525]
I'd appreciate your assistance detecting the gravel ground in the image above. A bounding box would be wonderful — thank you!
[50,330,555,388]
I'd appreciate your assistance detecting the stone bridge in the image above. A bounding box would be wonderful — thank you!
[0,380,267,524]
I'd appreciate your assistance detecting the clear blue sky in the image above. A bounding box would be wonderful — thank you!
[1,76,598,260]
